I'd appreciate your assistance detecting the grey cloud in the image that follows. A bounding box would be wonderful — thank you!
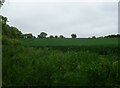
[1,1,118,38]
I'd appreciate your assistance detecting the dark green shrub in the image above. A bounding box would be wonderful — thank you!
[2,36,13,45]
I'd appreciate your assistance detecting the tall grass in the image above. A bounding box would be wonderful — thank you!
[2,45,119,87]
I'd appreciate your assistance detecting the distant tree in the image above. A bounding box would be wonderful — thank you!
[38,35,40,38]
[38,32,47,38]
[55,35,58,38]
[0,0,5,8]
[10,26,22,38]
[98,36,103,38]
[60,35,64,38]
[92,36,96,38]
[104,34,120,38]
[1,15,8,25]
[2,22,23,39]
[71,34,77,38]
[49,35,54,38]
[117,34,120,38]
[33,36,36,38]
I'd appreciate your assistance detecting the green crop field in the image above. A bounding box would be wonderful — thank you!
[21,38,118,47]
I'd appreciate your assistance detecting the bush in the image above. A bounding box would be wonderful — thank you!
[2,46,119,86]
[12,39,21,46]
[2,36,13,45]
[2,36,21,45]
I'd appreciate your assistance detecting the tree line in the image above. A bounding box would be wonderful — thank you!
[1,15,120,40]
[23,32,120,39]
[21,32,77,39]
[37,32,77,38]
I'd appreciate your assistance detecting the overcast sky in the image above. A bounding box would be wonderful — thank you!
[0,0,119,38]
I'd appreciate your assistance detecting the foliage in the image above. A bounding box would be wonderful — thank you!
[38,32,47,38]
[71,34,77,38]
[2,45,119,87]
[2,23,22,39]
[10,26,22,38]
[1,15,23,46]
[92,36,96,38]
[49,35,54,38]
[59,35,65,38]
[0,15,7,25]
[2,36,21,45]
[0,0,5,8]
[104,34,120,38]
[55,35,58,38]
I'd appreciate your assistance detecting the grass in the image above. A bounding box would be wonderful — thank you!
[21,38,118,47]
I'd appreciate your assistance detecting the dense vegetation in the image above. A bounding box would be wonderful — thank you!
[1,15,120,87]
[2,45,119,87]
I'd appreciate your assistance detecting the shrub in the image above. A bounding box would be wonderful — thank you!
[2,36,21,45]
